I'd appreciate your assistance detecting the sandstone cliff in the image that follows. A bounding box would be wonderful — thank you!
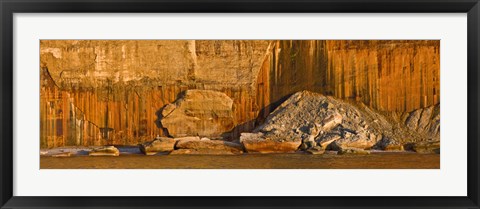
[255,40,440,123]
[40,40,440,148]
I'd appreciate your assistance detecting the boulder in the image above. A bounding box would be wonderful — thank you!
[241,139,301,153]
[160,90,235,138]
[317,134,341,148]
[403,105,440,141]
[174,136,201,142]
[372,137,404,151]
[89,146,120,156]
[321,113,343,131]
[175,140,243,154]
[170,148,241,155]
[139,137,176,155]
[240,132,301,153]
[326,132,376,151]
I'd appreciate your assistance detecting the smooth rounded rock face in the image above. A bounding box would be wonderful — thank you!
[161,90,235,138]
[139,137,176,155]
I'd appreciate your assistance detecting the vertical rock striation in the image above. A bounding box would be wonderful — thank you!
[255,40,440,123]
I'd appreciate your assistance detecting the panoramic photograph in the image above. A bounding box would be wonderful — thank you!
[39,40,440,169]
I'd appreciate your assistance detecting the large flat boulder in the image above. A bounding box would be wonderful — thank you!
[325,131,377,151]
[174,140,243,155]
[174,136,201,142]
[240,133,301,153]
[89,146,120,156]
[170,149,241,155]
[161,90,235,138]
[139,137,176,155]
[242,139,302,153]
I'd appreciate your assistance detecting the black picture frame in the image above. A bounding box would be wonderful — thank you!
[1,0,479,208]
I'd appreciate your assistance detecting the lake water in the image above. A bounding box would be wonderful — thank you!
[40,152,439,169]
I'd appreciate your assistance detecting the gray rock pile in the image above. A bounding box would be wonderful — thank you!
[242,90,440,153]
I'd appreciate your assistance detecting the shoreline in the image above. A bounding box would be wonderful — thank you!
[40,145,424,157]
[40,151,440,169]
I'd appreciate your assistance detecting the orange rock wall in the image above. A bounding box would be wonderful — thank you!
[255,40,440,123]
[40,77,258,148]
[40,40,440,148]
[40,40,268,148]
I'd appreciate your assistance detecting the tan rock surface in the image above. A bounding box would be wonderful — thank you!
[169,149,241,155]
[174,136,201,142]
[89,146,120,156]
[242,140,302,153]
[175,140,243,152]
[402,105,440,141]
[240,133,302,153]
[40,40,270,89]
[161,90,235,138]
[172,140,243,155]
[139,137,176,155]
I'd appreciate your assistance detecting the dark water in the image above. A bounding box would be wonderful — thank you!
[40,152,439,169]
